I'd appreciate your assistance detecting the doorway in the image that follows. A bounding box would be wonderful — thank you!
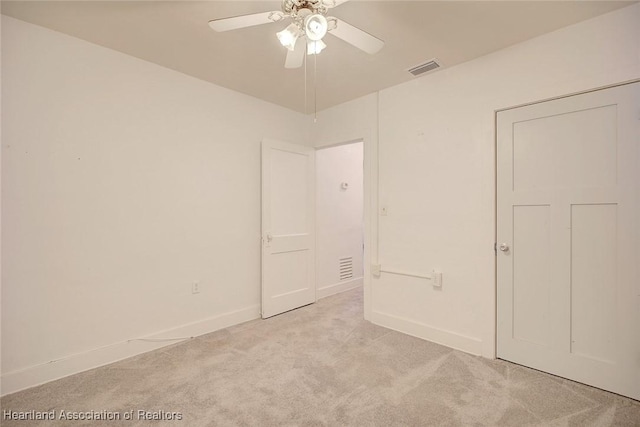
[315,141,364,299]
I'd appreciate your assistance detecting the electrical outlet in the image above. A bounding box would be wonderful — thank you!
[431,271,442,287]
[192,281,200,294]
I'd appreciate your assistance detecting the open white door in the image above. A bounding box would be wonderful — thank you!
[261,139,316,318]
[497,82,640,400]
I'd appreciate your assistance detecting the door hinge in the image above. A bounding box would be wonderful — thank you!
[494,242,497,256]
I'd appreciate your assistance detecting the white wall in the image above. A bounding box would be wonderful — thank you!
[316,142,363,299]
[0,13,4,385]
[1,16,311,394]
[314,4,640,357]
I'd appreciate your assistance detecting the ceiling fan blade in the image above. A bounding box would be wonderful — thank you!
[329,19,384,54]
[285,38,306,69]
[322,0,350,8]
[208,11,278,32]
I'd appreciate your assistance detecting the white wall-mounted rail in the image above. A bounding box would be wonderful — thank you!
[372,264,442,287]
[379,268,432,280]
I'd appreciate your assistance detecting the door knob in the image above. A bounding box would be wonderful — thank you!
[499,243,509,252]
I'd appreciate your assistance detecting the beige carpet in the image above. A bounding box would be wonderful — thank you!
[2,288,639,426]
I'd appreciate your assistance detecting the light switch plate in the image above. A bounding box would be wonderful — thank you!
[372,264,381,276]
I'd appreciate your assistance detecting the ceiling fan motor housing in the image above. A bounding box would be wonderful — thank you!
[282,0,329,19]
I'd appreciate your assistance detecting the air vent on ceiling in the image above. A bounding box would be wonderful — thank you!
[407,58,441,77]
[339,257,353,281]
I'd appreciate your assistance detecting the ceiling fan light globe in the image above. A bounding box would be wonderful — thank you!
[307,39,327,55]
[304,14,328,41]
[276,24,300,51]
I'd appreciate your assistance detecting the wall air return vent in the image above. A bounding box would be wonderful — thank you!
[339,257,353,281]
[407,58,441,77]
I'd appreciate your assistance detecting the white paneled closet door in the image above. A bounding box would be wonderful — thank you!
[497,82,640,400]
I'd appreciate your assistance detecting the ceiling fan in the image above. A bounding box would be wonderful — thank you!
[208,0,384,69]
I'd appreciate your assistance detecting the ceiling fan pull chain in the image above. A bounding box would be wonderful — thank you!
[304,48,308,115]
[314,50,318,123]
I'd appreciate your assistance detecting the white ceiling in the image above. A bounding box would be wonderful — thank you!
[2,1,634,113]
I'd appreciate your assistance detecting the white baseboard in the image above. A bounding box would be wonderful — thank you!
[317,277,363,299]
[370,311,483,356]
[1,305,260,396]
